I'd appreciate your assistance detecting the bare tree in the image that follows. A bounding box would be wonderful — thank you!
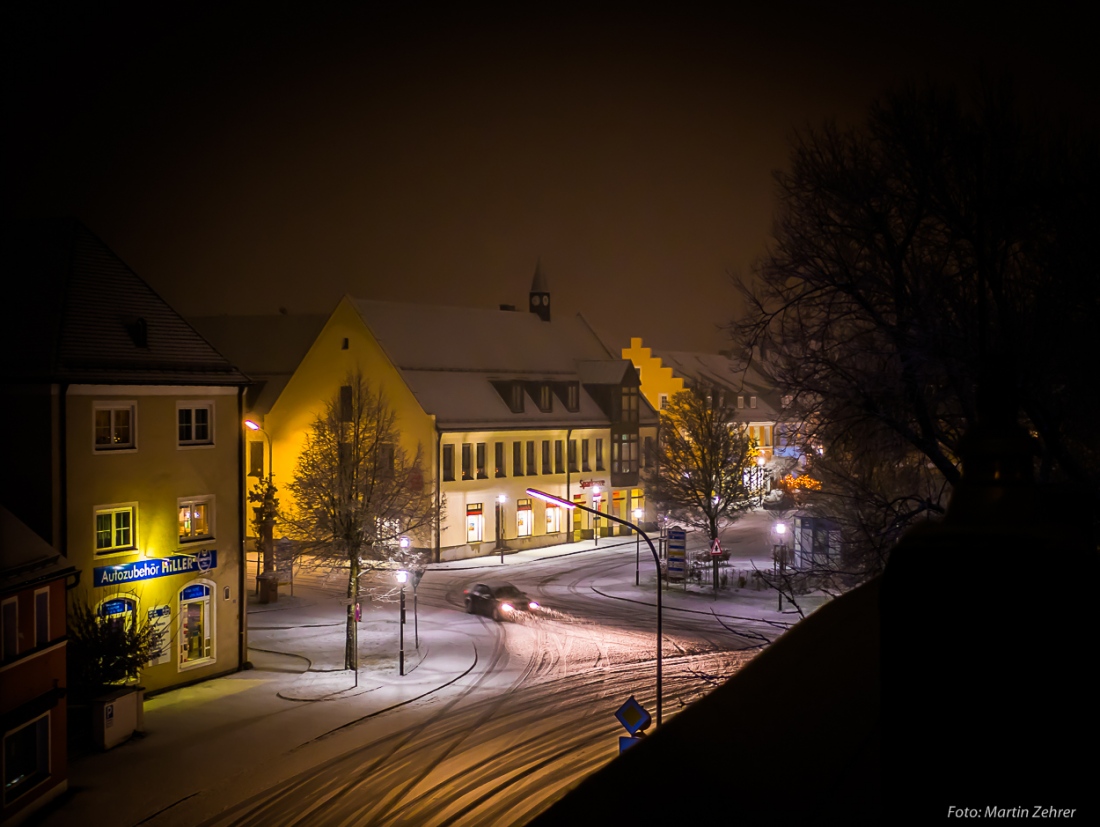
[645,384,757,544]
[734,79,1100,575]
[283,371,438,670]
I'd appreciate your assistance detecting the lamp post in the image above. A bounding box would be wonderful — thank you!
[396,569,408,676]
[592,485,601,547]
[244,419,276,600]
[400,536,418,649]
[756,455,766,505]
[633,507,644,586]
[773,521,788,611]
[528,487,663,728]
[496,494,507,562]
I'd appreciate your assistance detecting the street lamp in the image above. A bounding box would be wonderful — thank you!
[773,522,789,611]
[496,494,507,562]
[528,487,664,728]
[756,455,766,505]
[633,507,644,586]
[400,536,418,649]
[244,419,276,600]
[396,569,408,676]
[592,485,601,547]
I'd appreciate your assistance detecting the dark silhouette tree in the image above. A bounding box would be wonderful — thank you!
[734,79,1100,573]
[283,370,438,671]
[645,384,757,544]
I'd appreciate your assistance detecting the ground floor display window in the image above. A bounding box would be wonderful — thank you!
[545,504,562,534]
[179,581,214,668]
[516,498,533,537]
[466,504,483,543]
[98,595,137,631]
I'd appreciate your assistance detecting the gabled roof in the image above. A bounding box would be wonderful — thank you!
[2,219,248,386]
[651,349,781,419]
[0,506,76,595]
[347,298,655,429]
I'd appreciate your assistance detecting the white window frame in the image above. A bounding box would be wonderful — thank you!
[177,401,214,447]
[659,393,669,410]
[516,499,533,537]
[93,401,137,451]
[178,496,215,544]
[466,505,484,544]
[94,503,137,554]
[178,579,216,670]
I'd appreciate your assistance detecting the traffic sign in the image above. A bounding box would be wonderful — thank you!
[710,538,723,557]
[614,695,652,736]
[667,528,686,581]
[619,735,644,753]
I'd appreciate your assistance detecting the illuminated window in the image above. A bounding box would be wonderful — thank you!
[611,433,639,474]
[3,714,50,803]
[466,504,484,543]
[178,497,213,543]
[659,393,669,410]
[179,581,214,668]
[94,403,135,450]
[545,504,562,534]
[98,596,137,635]
[462,444,472,480]
[516,498,533,537]
[476,443,488,479]
[178,402,213,446]
[95,505,136,553]
[442,444,455,481]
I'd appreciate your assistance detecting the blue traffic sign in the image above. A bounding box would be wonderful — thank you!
[614,695,652,736]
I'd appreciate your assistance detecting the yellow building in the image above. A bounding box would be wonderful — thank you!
[227,270,659,563]
[622,337,784,462]
[2,220,250,695]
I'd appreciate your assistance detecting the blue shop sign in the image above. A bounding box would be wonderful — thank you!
[94,550,218,587]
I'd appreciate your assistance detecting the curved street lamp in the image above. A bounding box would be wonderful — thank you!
[527,487,664,728]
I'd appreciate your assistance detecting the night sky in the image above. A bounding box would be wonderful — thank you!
[5,3,1094,353]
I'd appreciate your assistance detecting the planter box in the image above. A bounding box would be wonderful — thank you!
[92,686,144,750]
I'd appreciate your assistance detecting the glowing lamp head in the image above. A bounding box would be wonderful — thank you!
[399,537,410,549]
[633,508,643,520]
[774,523,787,535]
[396,570,408,584]
[498,494,507,503]
[244,419,260,431]
[757,456,766,467]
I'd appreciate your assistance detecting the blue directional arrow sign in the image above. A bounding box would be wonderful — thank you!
[614,695,652,736]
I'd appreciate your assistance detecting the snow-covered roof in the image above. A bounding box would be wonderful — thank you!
[348,299,656,428]
[652,349,781,419]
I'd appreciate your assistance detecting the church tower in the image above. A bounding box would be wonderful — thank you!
[529,258,551,322]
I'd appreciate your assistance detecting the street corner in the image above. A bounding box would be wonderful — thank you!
[277,668,386,702]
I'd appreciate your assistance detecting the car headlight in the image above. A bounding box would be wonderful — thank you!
[529,601,540,610]
[500,602,514,613]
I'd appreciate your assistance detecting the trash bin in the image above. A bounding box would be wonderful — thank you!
[258,571,279,604]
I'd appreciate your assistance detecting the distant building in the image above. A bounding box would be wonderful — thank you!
[1,219,250,696]
[622,337,786,461]
[206,265,659,562]
[1,507,77,825]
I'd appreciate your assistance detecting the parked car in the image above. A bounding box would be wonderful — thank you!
[464,582,541,621]
[762,488,793,510]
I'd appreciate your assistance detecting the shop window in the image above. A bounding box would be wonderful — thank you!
[516,498,533,537]
[95,504,136,553]
[179,582,214,667]
[495,442,506,477]
[596,438,605,471]
[178,402,213,446]
[466,504,484,543]
[443,444,455,481]
[3,714,50,804]
[476,443,488,479]
[462,444,472,480]
[94,402,135,450]
[545,504,562,534]
[513,442,523,476]
[98,596,137,634]
[178,497,214,543]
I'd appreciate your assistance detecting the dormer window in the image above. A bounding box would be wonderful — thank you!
[511,383,524,413]
[567,383,579,411]
[538,384,552,412]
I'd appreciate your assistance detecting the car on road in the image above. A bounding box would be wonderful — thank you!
[464,582,540,621]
